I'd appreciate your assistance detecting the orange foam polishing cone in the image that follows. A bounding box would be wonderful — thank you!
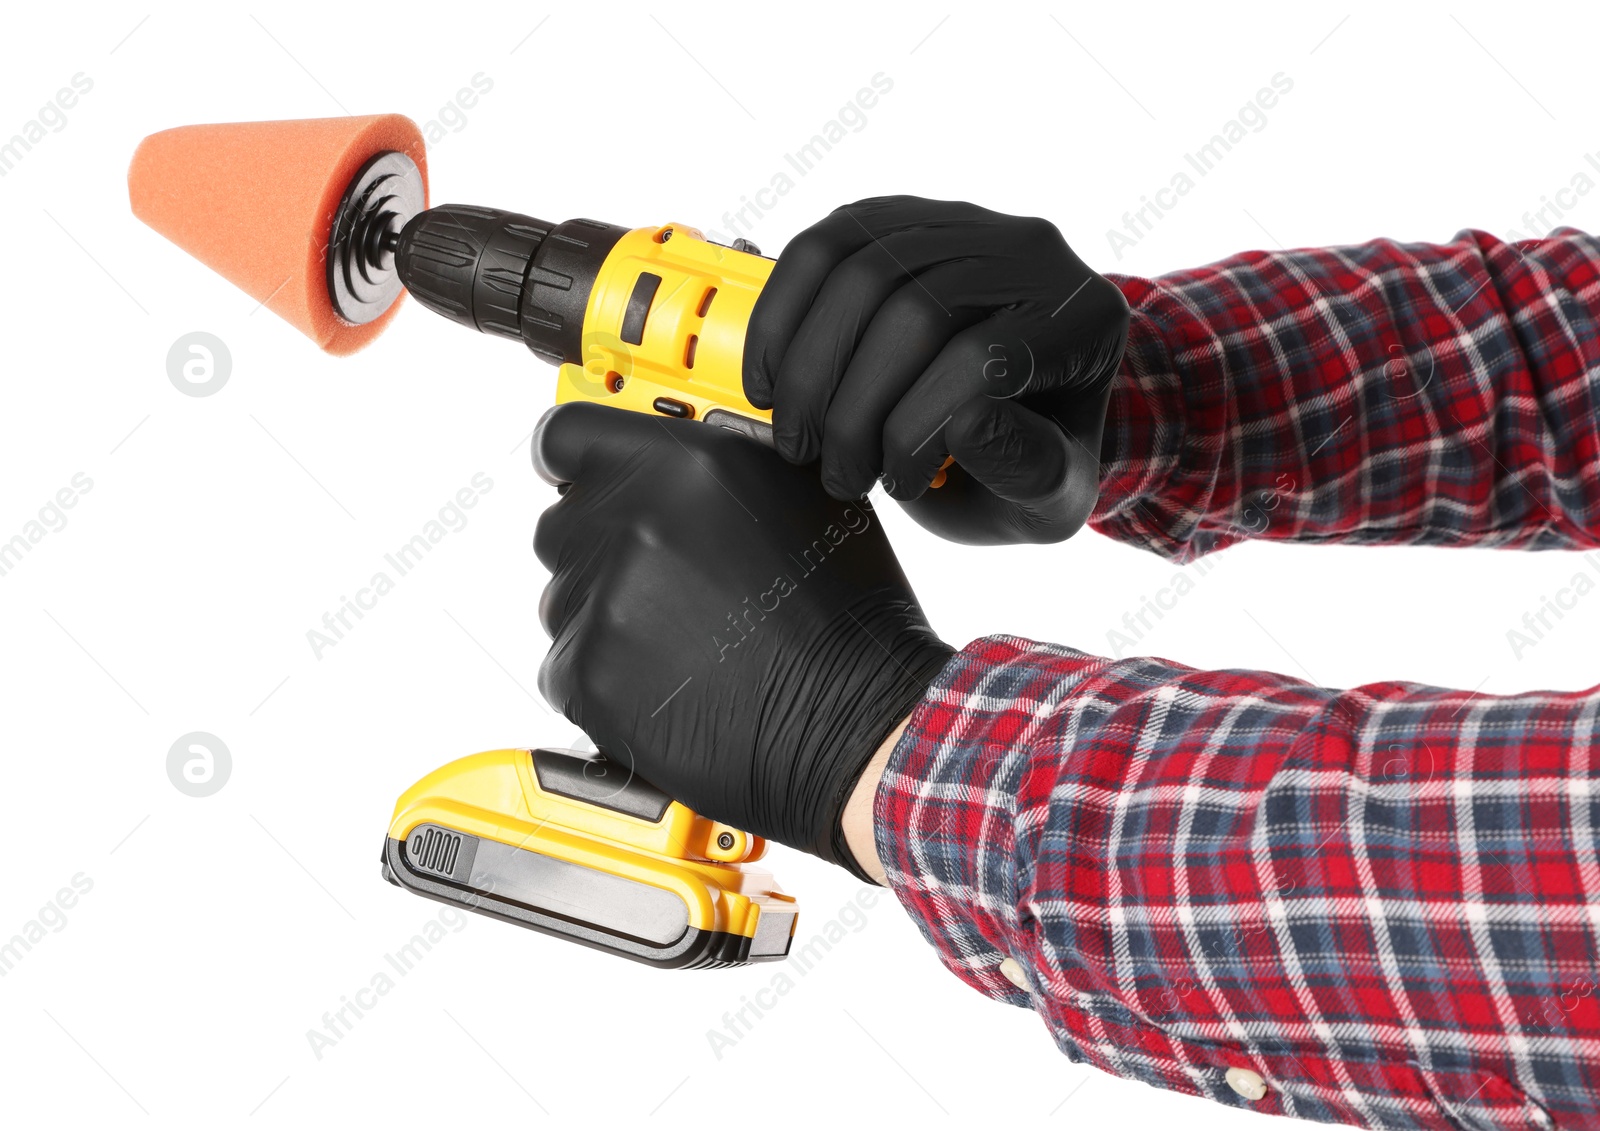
[128,115,428,356]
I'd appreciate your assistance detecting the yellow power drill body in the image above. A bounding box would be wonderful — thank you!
[392,204,776,447]
[553,223,775,443]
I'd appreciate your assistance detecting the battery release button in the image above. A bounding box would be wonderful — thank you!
[653,397,694,419]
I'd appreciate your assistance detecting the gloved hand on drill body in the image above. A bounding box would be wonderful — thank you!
[533,402,953,879]
[744,195,1129,546]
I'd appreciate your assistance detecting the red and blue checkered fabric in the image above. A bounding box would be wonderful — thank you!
[876,230,1600,1129]
[1092,228,1600,561]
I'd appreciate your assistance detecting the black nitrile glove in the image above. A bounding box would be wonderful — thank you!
[744,195,1130,546]
[532,401,954,879]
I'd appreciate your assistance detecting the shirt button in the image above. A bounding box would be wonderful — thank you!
[1225,1066,1268,1102]
[997,957,1029,990]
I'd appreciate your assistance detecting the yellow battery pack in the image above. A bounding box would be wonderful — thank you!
[383,747,799,968]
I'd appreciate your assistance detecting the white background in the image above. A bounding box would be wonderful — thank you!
[3,1,1597,1127]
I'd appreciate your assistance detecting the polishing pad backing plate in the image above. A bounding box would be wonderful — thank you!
[326,150,425,326]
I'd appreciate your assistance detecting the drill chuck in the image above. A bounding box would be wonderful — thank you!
[394,205,628,368]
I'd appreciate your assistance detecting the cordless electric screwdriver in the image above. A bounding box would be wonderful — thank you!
[128,113,824,967]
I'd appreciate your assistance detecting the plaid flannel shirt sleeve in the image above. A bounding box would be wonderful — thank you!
[1090,228,1600,561]
[873,232,1600,1129]
[875,638,1600,1130]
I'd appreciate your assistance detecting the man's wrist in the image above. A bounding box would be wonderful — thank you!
[840,714,910,886]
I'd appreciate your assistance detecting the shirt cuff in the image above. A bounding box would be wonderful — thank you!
[871,634,1107,1005]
